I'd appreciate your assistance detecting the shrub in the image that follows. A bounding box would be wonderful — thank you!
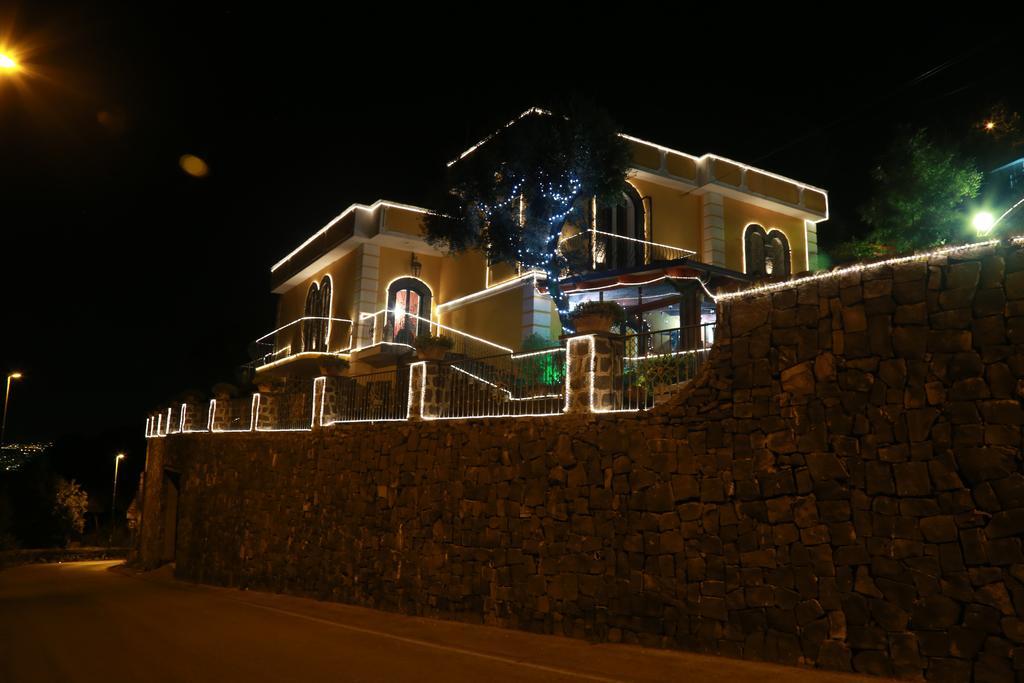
[570,300,626,323]
[413,333,455,350]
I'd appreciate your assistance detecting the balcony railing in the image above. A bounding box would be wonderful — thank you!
[354,309,510,360]
[148,322,717,437]
[247,317,353,371]
[615,322,715,410]
[435,347,566,419]
[559,230,695,275]
[322,368,409,423]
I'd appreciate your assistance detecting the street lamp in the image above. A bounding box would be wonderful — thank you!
[973,211,996,237]
[1,372,23,446]
[111,453,126,544]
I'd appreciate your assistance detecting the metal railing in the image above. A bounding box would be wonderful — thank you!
[323,368,409,423]
[559,229,694,274]
[256,385,316,431]
[182,401,211,433]
[212,396,256,432]
[355,309,510,361]
[435,347,566,418]
[248,317,353,371]
[615,323,715,410]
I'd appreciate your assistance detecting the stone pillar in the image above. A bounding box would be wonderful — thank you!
[701,192,726,267]
[255,393,274,430]
[180,403,197,432]
[408,362,446,419]
[565,333,624,413]
[210,397,230,431]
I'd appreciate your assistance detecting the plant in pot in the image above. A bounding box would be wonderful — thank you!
[570,300,626,334]
[414,333,454,361]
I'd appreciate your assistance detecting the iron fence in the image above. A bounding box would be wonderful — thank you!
[212,396,256,432]
[182,401,211,433]
[256,386,316,431]
[435,347,566,418]
[616,323,715,410]
[323,369,409,423]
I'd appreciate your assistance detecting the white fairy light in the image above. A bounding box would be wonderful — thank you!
[717,237,1014,303]
[271,200,429,273]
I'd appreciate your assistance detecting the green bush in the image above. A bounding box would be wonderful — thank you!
[570,300,626,323]
[413,333,454,350]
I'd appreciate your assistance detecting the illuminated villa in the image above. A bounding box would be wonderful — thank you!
[254,110,829,386]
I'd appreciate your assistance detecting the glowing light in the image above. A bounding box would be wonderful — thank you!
[591,229,695,257]
[716,237,1014,302]
[985,121,996,131]
[179,154,209,178]
[271,200,429,273]
[436,272,544,312]
[0,53,18,71]
[446,107,552,167]
[973,211,995,236]
[357,308,512,354]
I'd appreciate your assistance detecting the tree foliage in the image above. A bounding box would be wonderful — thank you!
[54,478,88,544]
[855,129,983,254]
[423,103,632,330]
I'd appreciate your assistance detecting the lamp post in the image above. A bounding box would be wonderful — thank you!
[1,372,23,446]
[111,453,126,544]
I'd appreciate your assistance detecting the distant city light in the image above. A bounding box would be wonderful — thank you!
[179,154,209,178]
[984,121,996,131]
[973,211,995,236]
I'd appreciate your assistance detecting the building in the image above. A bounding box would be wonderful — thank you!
[252,109,828,384]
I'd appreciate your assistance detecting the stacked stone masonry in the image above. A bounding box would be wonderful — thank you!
[139,241,1024,681]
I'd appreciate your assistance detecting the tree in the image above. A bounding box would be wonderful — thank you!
[54,478,88,546]
[423,103,632,331]
[856,128,983,254]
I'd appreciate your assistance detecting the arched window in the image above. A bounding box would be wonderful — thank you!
[302,282,321,351]
[595,185,645,270]
[744,225,791,278]
[386,277,432,345]
[317,276,332,350]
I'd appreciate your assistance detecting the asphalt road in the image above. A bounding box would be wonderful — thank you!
[0,561,877,683]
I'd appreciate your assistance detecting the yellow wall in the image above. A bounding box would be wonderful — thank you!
[438,250,488,304]
[627,177,702,253]
[381,206,426,237]
[440,285,524,352]
[274,249,360,354]
[722,198,808,274]
[376,246,443,317]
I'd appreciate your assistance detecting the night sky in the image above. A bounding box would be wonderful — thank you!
[1,9,1020,495]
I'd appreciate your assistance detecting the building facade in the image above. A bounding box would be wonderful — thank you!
[252,111,828,382]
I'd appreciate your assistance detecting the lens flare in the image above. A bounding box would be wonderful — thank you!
[179,154,209,178]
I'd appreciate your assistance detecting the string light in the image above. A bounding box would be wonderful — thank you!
[716,236,1017,302]
[272,200,429,273]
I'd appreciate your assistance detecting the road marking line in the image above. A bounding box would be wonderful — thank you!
[235,599,628,683]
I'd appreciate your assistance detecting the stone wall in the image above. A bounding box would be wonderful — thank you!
[140,240,1024,681]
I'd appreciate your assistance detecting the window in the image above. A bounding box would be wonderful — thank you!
[386,277,432,345]
[744,225,791,278]
[301,277,332,351]
[595,185,645,270]
[302,283,320,351]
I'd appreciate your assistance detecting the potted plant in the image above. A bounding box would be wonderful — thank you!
[570,300,626,334]
[414,333,454,361]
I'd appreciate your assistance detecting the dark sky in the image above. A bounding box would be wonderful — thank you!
[1,7,1020,485]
